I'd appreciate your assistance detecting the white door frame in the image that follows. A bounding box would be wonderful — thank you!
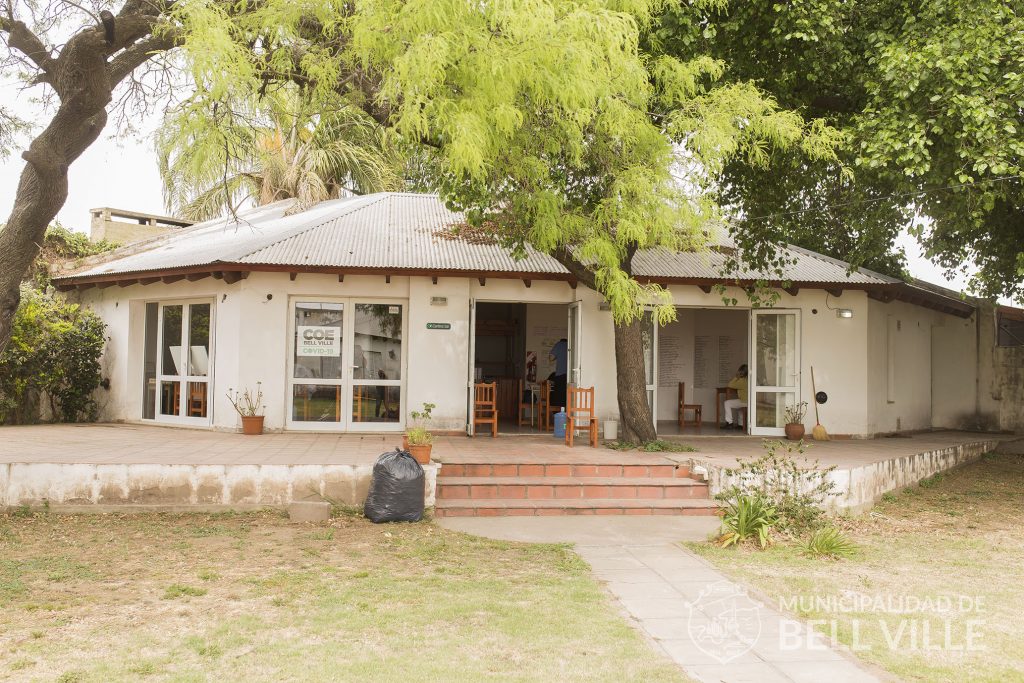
[466,297,476,436]
[643,309,658,430]
[749,308,802,437]
[567,300,583,387]
[153,298,215,426]
[286,297,408,431]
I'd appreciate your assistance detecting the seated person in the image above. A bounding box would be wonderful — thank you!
[721,364,748,430]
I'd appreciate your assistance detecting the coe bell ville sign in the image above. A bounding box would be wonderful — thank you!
[296,326,341,356]
[426,322,452,330]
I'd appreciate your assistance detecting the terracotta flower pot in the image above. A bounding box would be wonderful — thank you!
[402,434,409,450]
[784,422,805,441]
[241,415,265,435]
[407,443,432,464]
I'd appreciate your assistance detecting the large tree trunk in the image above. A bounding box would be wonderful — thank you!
[613,316,657,443]
[0,6,175,354]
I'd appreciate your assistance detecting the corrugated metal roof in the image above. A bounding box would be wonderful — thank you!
[58,192,893,286]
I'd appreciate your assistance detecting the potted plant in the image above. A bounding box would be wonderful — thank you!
[227,383,266,435]
[404,403,436,463]
[783,401,807,441]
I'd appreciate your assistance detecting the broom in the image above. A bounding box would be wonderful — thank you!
[810,366,830,441]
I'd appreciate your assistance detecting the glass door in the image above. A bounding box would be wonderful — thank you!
[750,310,801,436]
[289,301,346,427]
[154,300,213,424]
[641,311,658,428]
[350,302,404,430]
[567,300,583,387]
[287,298,407,431]
[466,298,476,436]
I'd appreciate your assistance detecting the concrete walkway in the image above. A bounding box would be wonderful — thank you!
[440,517,883,683]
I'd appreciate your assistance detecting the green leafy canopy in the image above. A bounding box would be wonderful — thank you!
[165,0,841,322]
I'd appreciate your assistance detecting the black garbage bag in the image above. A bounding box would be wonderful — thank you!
[363,449,425,523]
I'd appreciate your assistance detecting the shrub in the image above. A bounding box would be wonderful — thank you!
[0,285,106,424]
[717,440,838,535]
[801,526,857,559]
[718,494,778,549]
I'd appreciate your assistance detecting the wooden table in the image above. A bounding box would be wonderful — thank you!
[715,386,738,426]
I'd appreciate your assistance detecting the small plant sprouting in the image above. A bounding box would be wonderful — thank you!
[783,402,808,425]
[801,526,857,559]
[226,383,265,417]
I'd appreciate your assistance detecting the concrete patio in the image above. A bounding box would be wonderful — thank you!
[0,423,1013,511]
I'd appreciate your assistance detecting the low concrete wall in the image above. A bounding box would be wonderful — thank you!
[0,462,438,510]
[696,438,1000,515]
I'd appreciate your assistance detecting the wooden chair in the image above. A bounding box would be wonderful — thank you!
[517,379,534,427]
[678,382,702,428]
[737,406,748,432]
[187,382,207,417]
[565,386,599,448]
[539,380,559,431]
[473,382,498,438]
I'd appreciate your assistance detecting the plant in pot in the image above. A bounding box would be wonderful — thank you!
[404,403,436,463]
[783,401,808,441]
[227,383,266,435]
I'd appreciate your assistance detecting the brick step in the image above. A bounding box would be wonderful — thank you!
[437,462,690,479]
[433,498,721,518]
[437,476,709,500]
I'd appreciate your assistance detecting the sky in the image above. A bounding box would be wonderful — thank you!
[0,117,976,298]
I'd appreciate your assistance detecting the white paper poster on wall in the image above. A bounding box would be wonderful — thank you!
[694,335,711,388]
[658,335,684,387]
[296,326,341,356]
[718,335,736,384]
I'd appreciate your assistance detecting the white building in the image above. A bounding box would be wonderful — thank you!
[53,193,1022,438]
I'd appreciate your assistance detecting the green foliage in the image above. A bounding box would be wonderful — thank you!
[0,285,106,424]
[22,224,118,289]
[405,426,432,446]
[657,1,1024,303]
[801,526,857,559]
[717,440,838,534]
[158,86,403,220]
[604,439,696,452]
[167,0,840,324]
[718,494,778,549]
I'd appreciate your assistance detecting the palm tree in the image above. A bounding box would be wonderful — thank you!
[158,87,404,221]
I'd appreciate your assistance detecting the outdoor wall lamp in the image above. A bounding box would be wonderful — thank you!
[836,308,854,319]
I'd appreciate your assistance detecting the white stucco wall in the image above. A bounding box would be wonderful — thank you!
[77,271,979,437]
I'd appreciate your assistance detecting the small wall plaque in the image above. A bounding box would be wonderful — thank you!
[426,322,451,330]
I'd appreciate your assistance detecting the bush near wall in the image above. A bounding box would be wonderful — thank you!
[0,285,106,424]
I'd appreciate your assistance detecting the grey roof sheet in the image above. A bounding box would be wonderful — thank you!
[60,192,892,286]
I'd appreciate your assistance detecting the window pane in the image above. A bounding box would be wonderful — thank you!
[352,385,401,423]
[160,380,180,416]
[161,305,183,376]
[187,382,208,418]
[755,391,795,429]
[294,302,344,380]
[292,384,341,422]
[143,303,158,419]
[353,304,403,381]
[641,313,654,386]
[188,303,211,376]
[755,314,797,387]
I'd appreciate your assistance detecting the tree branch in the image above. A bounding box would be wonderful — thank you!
[106,27,179,84]
[553,246,597,290]
[0,15,56,78]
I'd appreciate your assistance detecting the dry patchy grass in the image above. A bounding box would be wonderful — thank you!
[690,452,1024,683]
[0,510,684,682]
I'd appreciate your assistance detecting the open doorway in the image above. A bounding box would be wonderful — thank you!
[471,302,569,434]
[653,308,751,435]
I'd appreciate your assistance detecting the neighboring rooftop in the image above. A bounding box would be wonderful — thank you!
[90,207,193,245]
[57,193,976,317]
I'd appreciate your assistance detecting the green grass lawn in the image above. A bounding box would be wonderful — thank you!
[0,511,683,682]
[689,452,1024,683]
